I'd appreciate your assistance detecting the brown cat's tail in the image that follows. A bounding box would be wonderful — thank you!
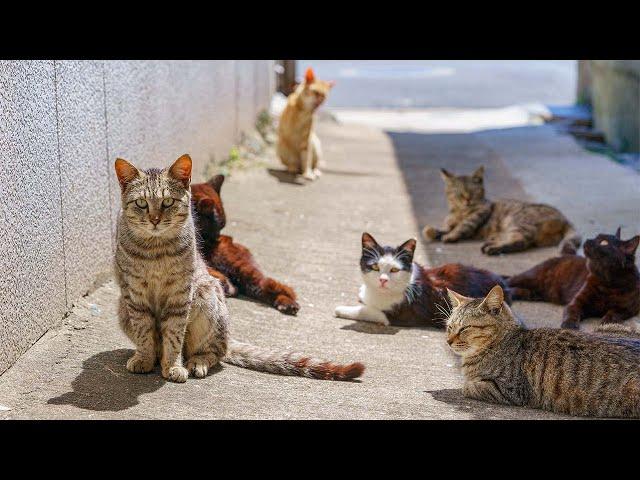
[560,227,581,255]
[223,339,365,381]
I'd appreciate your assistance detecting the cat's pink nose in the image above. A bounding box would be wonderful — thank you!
[150,216,161,225]
[379,278,388,287]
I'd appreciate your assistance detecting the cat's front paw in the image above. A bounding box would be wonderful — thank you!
[274,295,300,315]
[126,352,155,374]
[441,233,459,243]
[560,319,580,330]
[422,225,439,242]
[185,358,209,378]
[334,305,352,319]
[222,279,238,297]
[301,171,317,181]
[163,365,189,383]
[481,242,502,255]
[312,168,322,178]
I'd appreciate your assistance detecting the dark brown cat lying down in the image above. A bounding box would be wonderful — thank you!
[191,176,300,315]
[507,228,640,329]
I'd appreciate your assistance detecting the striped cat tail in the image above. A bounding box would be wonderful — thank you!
[560,227,581,255]
[594,323,640,339]
[223,339,365,381]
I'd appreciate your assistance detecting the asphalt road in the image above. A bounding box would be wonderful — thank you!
[297,60,576,109]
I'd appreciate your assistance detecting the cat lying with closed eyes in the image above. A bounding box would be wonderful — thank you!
[334,232,510,327]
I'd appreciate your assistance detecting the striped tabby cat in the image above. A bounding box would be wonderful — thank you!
[114,154,364,383]
[422,166,580,255]
[446,285,640,418]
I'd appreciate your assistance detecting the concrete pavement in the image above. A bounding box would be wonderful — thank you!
[0,118,638,419]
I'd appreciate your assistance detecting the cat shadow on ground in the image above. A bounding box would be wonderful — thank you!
[267,168,306,185]
[47,349,222,412]
[340,322,401,335]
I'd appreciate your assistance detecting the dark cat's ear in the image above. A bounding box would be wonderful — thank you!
[480,285,504,315]
[622,235,640,255]
[472,165,484,182]
[440,168,454,181]
[114,158,141,191]
[447,289,471,308]
[362,232,380,251]
[398,238,417,256]
[615,226,622,239]
[304,67,316,84]
[207,174,225,194]
[169,154,192,188]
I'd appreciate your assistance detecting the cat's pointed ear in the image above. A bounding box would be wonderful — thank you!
[440,168,454,181]
[398,238,417,256]
[479,285,504,315]
[169,154,192,188]
[304,67,316,84]
[447,289,471,308]
[327,80,336,89]
[615,226,622,239]
[362,232,380,251]
[472,165,485,181]
[207,174,225,194]
[114,158,141,191]
[622,235,640,255]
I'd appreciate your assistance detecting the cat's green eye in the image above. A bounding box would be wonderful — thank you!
[135,198,148,209]
[390,267,400,273]
[162,198,175,208]
[371,264,379,271]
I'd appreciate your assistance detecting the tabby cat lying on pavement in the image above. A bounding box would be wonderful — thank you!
[191,175,300,315]
[507,228,640,329]
[446,285,640,418]
[422,166,580,255]
[334,232,510,327]
[113,154,364,383]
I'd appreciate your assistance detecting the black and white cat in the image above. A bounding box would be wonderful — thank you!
[335,233,418,326]
[335,232,511,328]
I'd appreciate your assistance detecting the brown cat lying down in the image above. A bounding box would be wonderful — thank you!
[422,166,580,255]
[507,228,640,329]
[191,176,300,315]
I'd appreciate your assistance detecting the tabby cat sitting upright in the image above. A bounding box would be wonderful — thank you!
[277,67,334,181]
[334,232,510,327]
[507,228,640,329]
[446,285,640,418]
[191,175,299,315]
[114,154,364,383]
[422,166,579,255]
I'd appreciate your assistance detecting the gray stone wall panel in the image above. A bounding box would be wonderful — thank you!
[0,61,66,374]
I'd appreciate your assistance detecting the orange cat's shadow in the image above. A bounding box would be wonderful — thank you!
[267,168,307,185]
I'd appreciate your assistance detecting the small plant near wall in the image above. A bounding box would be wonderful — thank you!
[203,110,277,178]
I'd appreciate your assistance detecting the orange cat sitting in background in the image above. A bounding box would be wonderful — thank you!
[277,67,334,181]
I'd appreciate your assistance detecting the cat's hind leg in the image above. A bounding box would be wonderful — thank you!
[482,231,530,255]
[334,305,390,326]
[206,267,238,297]
[184,283,229,378]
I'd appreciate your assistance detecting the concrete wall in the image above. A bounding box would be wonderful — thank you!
[0,60,274,375]
[579,60,640,152]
